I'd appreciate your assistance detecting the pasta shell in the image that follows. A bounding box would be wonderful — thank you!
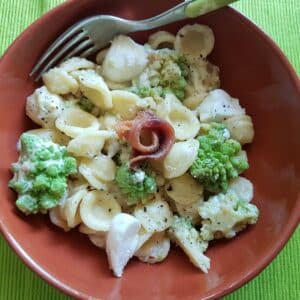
[133,198,172,232]
[165,173,203,205]
[175,24,215,58]
[59,57,95,72]
[163,139,199,179]
[135,231,170,263]
[148,31,175,49]
[24,128,70,146]
[49,206,70,232]
[79,155,116,190]
[80,190,121,231]
[67,130,113,158]
[88,233,107,249]
[71,69,112,109]
[111,90,141,120]
[62,189,88,228]
[224,114,254,145]
[42,67,79,95]
[55,107,100,138]
[228,176,254,203]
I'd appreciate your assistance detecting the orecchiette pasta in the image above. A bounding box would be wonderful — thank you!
[59,57,95,72]
[99,113,120,130]
[163,139,199,179]
[49,206,70,232]
[79,155,116,190]
[67,130,114,158]
[24,128,70,146]
[156,94,200,140]
[174,197,203,225]
[165,173,203,205]
[134,198,172,232]
[55,107,100,138]
[135,231,170,263]
[42,67,79,95]
[71,69,112,109]
[61,188,88,228]
[80,190,121,231]
[148,31,175,49]
[88,233,107,249]
[26,86,64,128]
[96,48,109,65]
[174,24,215,58]
[223,114,254,145]
[111,90,142,120]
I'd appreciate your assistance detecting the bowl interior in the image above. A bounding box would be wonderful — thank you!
[0,0,300,299]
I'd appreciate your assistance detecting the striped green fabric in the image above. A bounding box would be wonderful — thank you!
[0,1,299,299]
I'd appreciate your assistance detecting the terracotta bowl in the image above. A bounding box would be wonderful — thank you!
[0,0,299,299]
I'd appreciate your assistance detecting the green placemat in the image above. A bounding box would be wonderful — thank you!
[0,1,299,299]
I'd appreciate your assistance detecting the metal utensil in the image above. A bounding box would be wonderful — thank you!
[30,0,237,81]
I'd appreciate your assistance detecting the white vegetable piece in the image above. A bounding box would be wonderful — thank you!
[163,139,199,179]
[135,231,170,264]
[80,190,121,232]
[42,67,79,95]
[228,176,254,203]
[134,198,172,232]
[198,193,259,241]
[197,89,245,122]
[102,35,148,82]
[71,69,112,109]
[168,216,210,273]
[26,86,64,128]
[106,213,141,277]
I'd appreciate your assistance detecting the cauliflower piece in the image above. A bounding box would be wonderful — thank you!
[174,197,203,225]
[106,213,141,277]
[115,164,157,205]
[168,216,210,273]
[131,49,189,101]
[228,176,254,203]
[102,35,148,82]
[26,86,65,128]
[198,192,259,241]
[189,123,249,193]
[9,133,77,214]
[197,89,245,122]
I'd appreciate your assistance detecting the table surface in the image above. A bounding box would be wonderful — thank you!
[0,1,299,299]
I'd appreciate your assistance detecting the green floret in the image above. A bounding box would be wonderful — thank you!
[190,123,248,193]
[131,49,189,101]
[9,133,77,215]
[115,164,157,205]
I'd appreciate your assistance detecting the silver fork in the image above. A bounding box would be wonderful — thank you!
[30,0,237,81]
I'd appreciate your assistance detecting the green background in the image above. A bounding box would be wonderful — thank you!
[0,0,299,299]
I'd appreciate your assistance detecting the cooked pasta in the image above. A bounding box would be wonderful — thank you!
[10,23,258,278]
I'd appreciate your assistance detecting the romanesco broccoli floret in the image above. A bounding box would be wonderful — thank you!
[168,216,210,273]
[131,49,189,101]
[198,192,259,241]
[9,133,77,214]
[115,164,157,205]
[189,123,249,193]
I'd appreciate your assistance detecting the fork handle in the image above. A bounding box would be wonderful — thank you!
[134,1,193,30]
[133,0,237,31]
